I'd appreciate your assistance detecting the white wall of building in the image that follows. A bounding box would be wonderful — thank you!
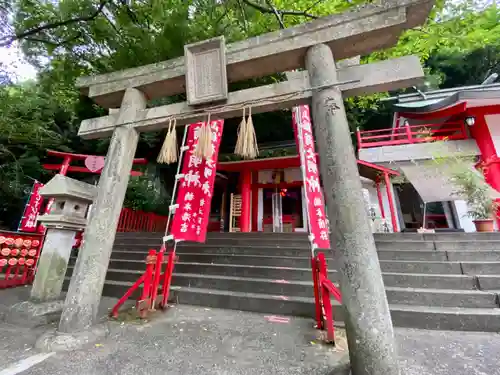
[453,200,476,232]
[359,139,480,165]
[361,177,400,232]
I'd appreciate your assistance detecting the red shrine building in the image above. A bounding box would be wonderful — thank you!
[358,82,500,232]
[208,155,400,234]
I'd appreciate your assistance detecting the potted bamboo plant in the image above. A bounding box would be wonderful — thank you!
[450,167,498,232]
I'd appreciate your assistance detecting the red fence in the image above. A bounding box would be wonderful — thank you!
[117,208,168,233]
[0,231,44,289]
[357,121,468,149]
[311,252,342,343]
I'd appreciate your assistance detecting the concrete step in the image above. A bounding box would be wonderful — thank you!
[382,272,476,290]
[168,286,340,319]
[423,233,500,241]
[385,287,498,308]
[379,260,461,274]
[65,267,497,310]
[171,253,312,268]
[113,245,313,257]
[109,251,500,276]
[446,251,500,261]
[373,232,500,241]
[376,240,500,251]
[90,261,478,290]
[376,241,435,251]
[477,276,500,290]
[377,250,447,261]
[172,273,314,298]
[389,304,500,332]
[461,262,500,275]
[434,241,500,251]
[114,238,311,248]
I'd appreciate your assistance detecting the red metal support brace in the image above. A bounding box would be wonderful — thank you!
[318,253,335,343]
[150,247,165,310]
[159,248,177,309]
[311,256,323,329]
[137,250,156,318]
[405,122,413,143]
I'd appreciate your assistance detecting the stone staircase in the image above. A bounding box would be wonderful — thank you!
[67,232,500,332]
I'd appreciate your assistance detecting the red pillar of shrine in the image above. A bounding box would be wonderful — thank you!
[469,114,500,227]
[383,172,399,232]
[470,115,500,190]
[240,169,252,232]
[375,180,386,219]
[251,173,259,232]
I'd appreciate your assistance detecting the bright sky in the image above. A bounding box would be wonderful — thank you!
[0,44,38,82]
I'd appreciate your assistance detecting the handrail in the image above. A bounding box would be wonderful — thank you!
[110,246,178,319]
[357,121,468,149]
[311,251,342,344]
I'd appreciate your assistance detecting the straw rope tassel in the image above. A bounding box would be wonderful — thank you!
[234,107,247,157]
[157,119,178,164]
[245,106,259,159]
[165,118,178,163]
[235,106,258,159]
[195,114,213,159]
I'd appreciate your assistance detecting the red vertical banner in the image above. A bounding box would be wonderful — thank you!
[19,182,44,233]
[292,105,331,250]
[171,120,224,243]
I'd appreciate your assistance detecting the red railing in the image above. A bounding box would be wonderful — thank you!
[357,121,468,149]
[0,231,44,289]
[111,246,178,319]
[311,252,342,343]
[117,208,168,232]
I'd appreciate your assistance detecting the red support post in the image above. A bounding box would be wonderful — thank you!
[150,247,165,310]
[356,128,362,150]
[375,180,386,219]
[160,247,177,309]
[240,170,252,232]
[137,250,156,317]
[318,252,335,343]
[311,256,323,329]
[383,172,399,232]
[251,176,259,232]
[405,122,413,143]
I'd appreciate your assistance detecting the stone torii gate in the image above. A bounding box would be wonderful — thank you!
[55,0,434,373]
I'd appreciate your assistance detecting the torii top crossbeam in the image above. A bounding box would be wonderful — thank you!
[76,0,433,140]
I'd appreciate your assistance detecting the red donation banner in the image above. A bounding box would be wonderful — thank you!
[171,120,224,243]
[292,105,331,250]
[19,182,44,233]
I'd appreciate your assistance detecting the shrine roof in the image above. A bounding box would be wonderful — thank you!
[386,83,500,119]
[216,155,399,181]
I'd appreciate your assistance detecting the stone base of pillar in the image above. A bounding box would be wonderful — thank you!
[36,323,109,352]
[4,300,64,327]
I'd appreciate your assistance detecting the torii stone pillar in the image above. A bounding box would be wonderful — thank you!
[306,44,398,375]
[58,88,146,334]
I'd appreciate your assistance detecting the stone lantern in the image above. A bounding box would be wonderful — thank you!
[7,175,96,326]
[30,175,96,302]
